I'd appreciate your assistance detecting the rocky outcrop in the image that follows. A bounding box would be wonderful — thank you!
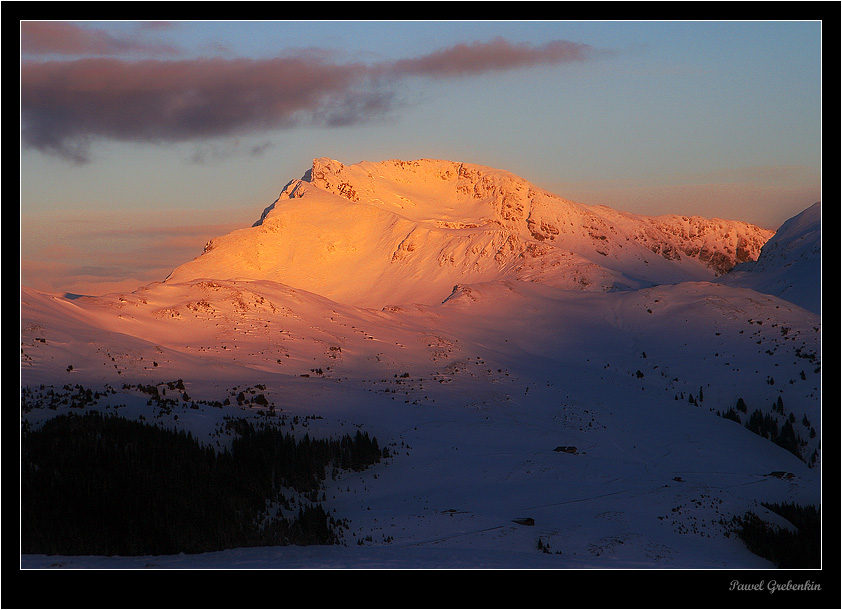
[305,157,773,276]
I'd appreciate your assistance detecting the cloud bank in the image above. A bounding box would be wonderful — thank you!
[21,31,599,163]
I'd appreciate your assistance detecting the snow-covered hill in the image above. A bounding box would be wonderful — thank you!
[718,201,821,314]
[20,158,821,571]
[165,158,773,307]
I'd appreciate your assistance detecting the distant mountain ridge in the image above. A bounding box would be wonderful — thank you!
[718,202,821,314]
[164,157,774,307]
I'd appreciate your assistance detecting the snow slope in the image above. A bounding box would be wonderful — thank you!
[718,201,821,314]
[20,159,821,571]
[20,282,821,569]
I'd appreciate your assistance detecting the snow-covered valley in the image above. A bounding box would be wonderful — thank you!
[20,158,822,573]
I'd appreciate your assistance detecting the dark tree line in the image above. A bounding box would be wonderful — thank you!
[731,502,820,568]
[224,418,387,493]
[21,412,386,556]
[719,397,817,465]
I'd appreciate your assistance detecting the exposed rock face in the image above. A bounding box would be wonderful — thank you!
[167,157,774,307]
[299,158,772,275]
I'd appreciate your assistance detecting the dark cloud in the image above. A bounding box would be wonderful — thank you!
[21,36,605,163]
[21,56,370,163]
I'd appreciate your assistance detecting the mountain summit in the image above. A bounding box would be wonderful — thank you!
[164,158,773,307]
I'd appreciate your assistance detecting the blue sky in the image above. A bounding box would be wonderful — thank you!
[20,19,823,296]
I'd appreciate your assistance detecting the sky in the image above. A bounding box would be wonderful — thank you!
[19,19,823,296]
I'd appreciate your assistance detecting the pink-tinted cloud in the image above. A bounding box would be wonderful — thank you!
[21,21,180,56]
[21,37,604,163]
[382,36,594,78]
[135,21,177,31]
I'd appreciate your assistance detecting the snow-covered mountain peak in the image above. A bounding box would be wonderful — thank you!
[166,157,774,308]
[768,201,820,249]
[300,156,589,232]
[718,202,821,313]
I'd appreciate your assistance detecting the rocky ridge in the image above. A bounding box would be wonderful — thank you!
[166,157,774,307]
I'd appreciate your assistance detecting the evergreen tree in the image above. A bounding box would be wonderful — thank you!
[722,407,741,423]
[746,409,764,435]
[774,421,802,459]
